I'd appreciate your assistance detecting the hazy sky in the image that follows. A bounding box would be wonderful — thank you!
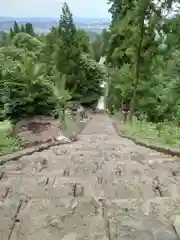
[1,0,110,18]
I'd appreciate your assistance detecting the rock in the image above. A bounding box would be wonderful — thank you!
[154,229,177,240]
[55,135,71,144]
[172,215,180,238]
[69,132,78,142]
[62,233,78,240]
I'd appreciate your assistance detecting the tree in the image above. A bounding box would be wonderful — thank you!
[11,32,43,54]
[21,25,25,32]
[13,21,20,35]
[55,2,81,88]
[90,34,102,62]
[76,29,90,53]
[106,0,173,120]
[9,28,15,39]
[0,2,106,122]
[90,29,110,62]
[59,2,76,38]
[108,0,135,27]
[25,23,36,36]
[107,0,178,118]
[54,3,103,106]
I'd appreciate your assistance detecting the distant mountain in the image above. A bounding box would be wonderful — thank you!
[0,17,110,35]
[0,17,110,23]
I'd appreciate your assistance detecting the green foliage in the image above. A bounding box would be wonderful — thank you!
[11,33,43,52]
[71,54,104,106]
[9,21,36,39]
[119,117,180,147]
[43,73,72,121]
[0,120,21,155]
[107,64,133,111]
[53,2,103,106]
[0,56,55,119]
[21,25,25,32]
[90,29,110,62]
[0,2,104,123]
[55,3,81,79]
[76,29,90,53]
[14,21,20,35]
[106,0,180,123]
[25,23,36,36]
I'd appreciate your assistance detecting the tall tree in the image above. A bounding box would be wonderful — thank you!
[76,29,90,53]
[9,28,15,40]
[25,23,35,36]
[108,0,135,27]
[55,2,81,90]
[13,21,20,34]
[21,25,25,32]
[91,29,110,62]
[107,0,177,117]
[58,2,76,38]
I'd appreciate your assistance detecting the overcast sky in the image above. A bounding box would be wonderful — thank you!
[1,0,110,18]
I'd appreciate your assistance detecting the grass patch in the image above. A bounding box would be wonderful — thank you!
[114,113,180,148]
[0,120,21,155]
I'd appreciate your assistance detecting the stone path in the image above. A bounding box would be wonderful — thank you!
[1,114,180,239]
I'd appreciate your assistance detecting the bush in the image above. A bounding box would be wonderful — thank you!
[0,56,56,120]
[11,32,43,52]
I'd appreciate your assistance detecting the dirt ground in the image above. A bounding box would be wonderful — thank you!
[14,116,63,147]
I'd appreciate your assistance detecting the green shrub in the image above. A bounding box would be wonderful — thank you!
[0,120,21,155]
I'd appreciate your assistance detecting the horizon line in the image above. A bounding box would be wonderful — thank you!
[0,16,111,20]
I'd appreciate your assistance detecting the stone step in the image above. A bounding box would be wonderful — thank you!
[1,196,180,240]
[101,197,180,240]
[2,153,174,175]
[3,197,108,240]
[1,149,174,175]
[0,198,24,239]
[1,113,179,239]
[0,173,163,200]
[0,156,165,176]
[106,196,180,221]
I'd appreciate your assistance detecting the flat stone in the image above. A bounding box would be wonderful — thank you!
[62,233,78,240]
[154,230,177,240]
[56,136,71,143]
[137,232,153,240]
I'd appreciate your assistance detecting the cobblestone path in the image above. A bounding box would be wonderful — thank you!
[1,114,180,240]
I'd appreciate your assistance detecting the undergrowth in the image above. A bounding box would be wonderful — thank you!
[114,113,180,147]
[0,120,21,155]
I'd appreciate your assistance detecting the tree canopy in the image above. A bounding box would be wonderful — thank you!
[102,0,180,123]
[0,2,106,120]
